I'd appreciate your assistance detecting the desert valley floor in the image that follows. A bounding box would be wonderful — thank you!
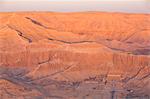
[0,12,150,99]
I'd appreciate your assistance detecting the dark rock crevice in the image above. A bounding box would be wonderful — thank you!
[132,49,150,55]
[47,37,95,44]
[7,25,32,43]
[28,64,75,82]
[122,66,147,83]
[25,17,50,29]
[38,57,51,65]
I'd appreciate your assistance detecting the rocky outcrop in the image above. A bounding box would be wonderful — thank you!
[0,12,150,99]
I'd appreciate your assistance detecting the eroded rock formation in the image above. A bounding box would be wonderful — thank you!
[0,12,150,99]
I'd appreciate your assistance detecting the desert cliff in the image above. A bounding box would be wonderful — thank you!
[0,12,150,99]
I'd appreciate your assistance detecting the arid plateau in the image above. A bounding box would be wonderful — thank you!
[0,12,150,99]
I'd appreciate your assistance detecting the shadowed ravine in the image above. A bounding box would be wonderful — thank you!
[0,66,149,99]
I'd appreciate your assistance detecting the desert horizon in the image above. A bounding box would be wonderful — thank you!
[0,0,150,13]
[0,0,150,99]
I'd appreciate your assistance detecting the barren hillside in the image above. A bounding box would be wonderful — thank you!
[0,12,150,99]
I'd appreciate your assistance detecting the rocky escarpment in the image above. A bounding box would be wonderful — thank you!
[0,12,150,99]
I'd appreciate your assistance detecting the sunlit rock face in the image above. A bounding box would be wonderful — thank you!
[0,12,150,99]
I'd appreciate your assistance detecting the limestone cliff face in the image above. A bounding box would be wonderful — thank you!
[0,12,150,98]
